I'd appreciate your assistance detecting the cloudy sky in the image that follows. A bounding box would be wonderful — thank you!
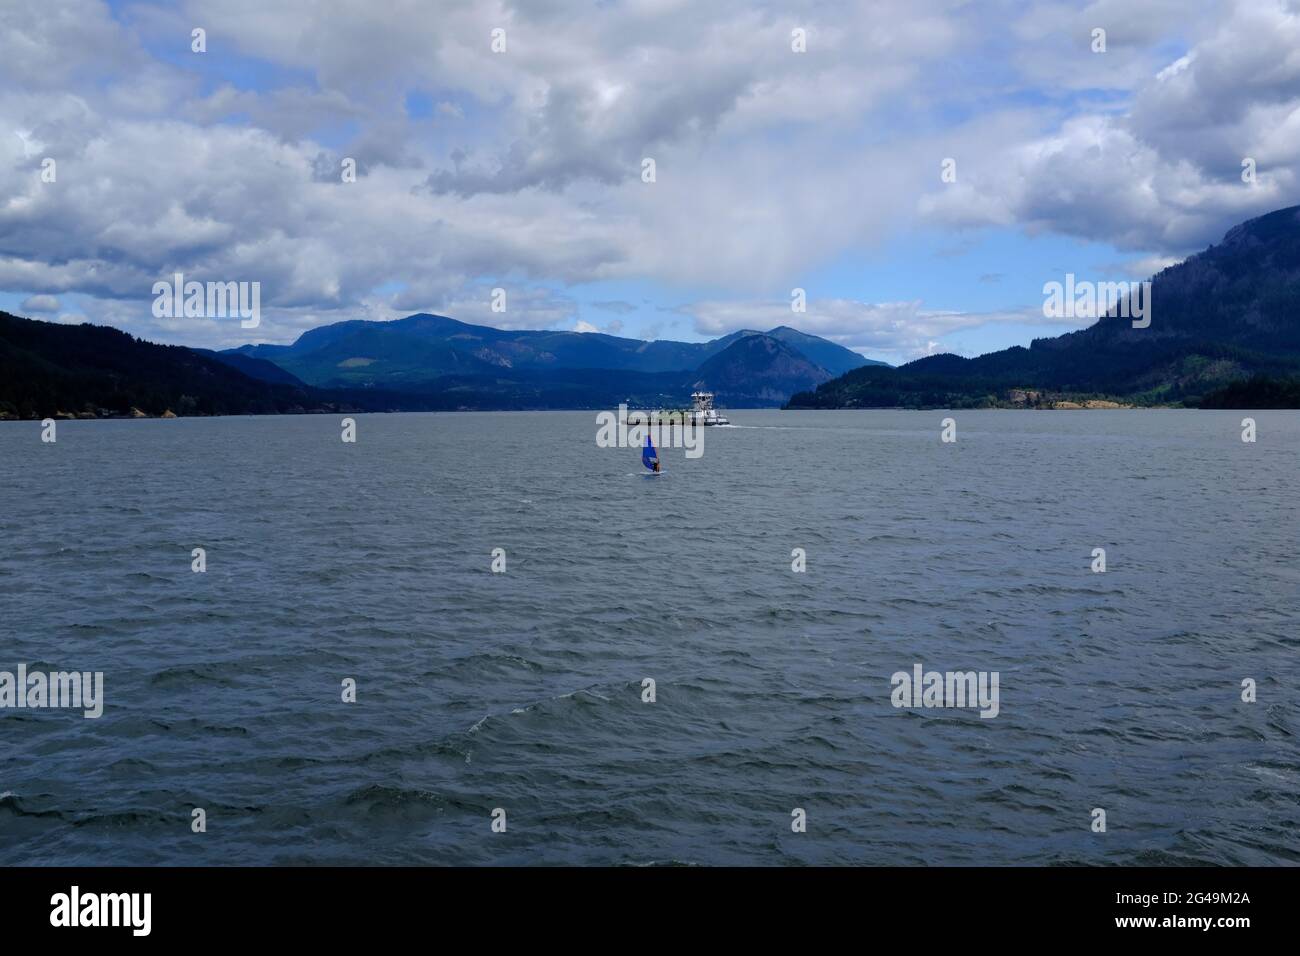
[2,0,1298,363]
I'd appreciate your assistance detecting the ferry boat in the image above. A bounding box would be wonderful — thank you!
[624,391,730,427]
[688,391,730,425]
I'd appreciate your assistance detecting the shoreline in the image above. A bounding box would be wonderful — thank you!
[4,405,1295,424]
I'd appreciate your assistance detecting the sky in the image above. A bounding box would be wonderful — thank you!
[2,0,1298,365]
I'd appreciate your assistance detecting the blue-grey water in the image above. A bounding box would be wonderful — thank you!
[1,410,1296,865]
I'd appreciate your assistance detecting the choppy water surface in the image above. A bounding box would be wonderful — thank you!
[1,410,1296,865]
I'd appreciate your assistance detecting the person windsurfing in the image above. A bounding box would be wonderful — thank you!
[643,434,660,473]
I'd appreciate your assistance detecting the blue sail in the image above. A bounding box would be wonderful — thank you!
[642,434,658,471]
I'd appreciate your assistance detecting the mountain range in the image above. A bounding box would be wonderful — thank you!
[222,316,880,406]
[6,204,1300,420]
[0,312,879,419]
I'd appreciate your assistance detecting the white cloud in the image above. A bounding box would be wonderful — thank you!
[20,293,59,312]
[0,0,1296,356]
[921,0,1300,252]
[681,297,1065,363]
